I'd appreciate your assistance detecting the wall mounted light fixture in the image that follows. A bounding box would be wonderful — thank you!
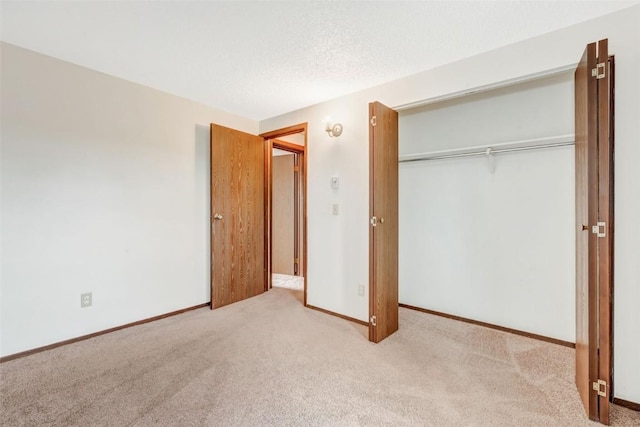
[325,121,343,137]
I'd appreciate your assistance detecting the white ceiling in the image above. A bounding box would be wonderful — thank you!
[1,1,637,121]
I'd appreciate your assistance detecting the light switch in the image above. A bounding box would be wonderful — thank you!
[332,204,339,215]
[331,176,339,189]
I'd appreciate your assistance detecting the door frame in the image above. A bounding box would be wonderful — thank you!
[260,124,308,305]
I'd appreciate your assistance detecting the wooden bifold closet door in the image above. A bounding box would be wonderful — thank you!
[368,101,399,343]
[574,38,613,425]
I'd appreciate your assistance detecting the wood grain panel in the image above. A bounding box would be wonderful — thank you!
[0,303,208,363]
[575,40,615,425]
[400,304,575,348]
[296,153,304,276]
[210,124,265,308]
[606,52,616,413]
[596,39,612,425]
[306,304,369,327]
[612,398,640,412]
[369,102,399,343]
[272,154,295,274]
[574,41,598,421]
[264,138,273,290]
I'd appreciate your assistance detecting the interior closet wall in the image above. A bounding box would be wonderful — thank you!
[399,73,576,342]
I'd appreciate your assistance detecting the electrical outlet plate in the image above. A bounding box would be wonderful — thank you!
[332,204,339,215]
[358,285,365,297]
[81,292,92,308]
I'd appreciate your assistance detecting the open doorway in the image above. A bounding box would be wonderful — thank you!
[272,140,304,290]
[260,125,308,305]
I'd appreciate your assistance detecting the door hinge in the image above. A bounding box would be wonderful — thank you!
[591,221,606,238]
[294,166,300,172]
[370,116,377,126]
[593,379,607,397]
[370,216,377,227]
[370,315,377,326]
[591,62,606,79]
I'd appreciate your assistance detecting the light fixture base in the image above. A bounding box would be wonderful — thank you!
[326,123,343,137]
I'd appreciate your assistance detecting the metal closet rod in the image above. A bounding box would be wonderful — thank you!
[398,135,575,163]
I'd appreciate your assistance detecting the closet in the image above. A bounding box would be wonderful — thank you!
[398,72,576,343]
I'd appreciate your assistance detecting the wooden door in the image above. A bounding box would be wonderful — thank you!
[369,102,399,343]
[210,124,265,308]
[272,153,295,275]
[574,39,613,424]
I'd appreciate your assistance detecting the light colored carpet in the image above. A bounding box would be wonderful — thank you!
[272,273,304,290]
[1,288,638,426]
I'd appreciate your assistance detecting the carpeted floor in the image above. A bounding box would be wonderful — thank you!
[1,288,638,426]
[272,273,304,290]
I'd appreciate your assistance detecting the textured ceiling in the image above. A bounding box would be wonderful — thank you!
[1,1,637,120]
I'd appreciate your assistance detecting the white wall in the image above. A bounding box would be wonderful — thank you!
[399,149,575,341]
[261,98,370,319]
[399,73,574,155]
[0,43,257,357]
[259,6,640,402]
[399,74,575,342]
